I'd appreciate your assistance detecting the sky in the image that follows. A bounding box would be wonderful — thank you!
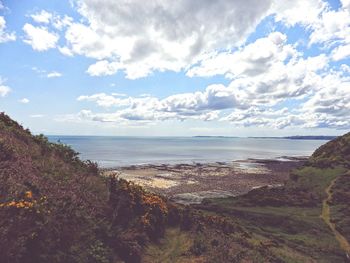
[0,0,349,136]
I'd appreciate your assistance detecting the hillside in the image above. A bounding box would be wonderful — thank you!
[0,113,174,263]
[1,113,350,262]
[310,132,350,168]
[194,132,350,262]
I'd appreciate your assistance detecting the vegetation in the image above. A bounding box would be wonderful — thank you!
[1,112,349,262]
[192,132,350,262]
[0,112,173,263]
[309,131,350,168]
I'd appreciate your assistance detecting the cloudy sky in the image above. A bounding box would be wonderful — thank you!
[0,0,349,136]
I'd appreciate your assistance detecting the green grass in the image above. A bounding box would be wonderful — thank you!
[194,165,349,262]
[289,166,347,194]
[143,228,199,263]
[330,172,350,242]
[199,204,346,261]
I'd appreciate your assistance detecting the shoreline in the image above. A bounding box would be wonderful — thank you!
[100,155,309,170]
[103,156,307,205]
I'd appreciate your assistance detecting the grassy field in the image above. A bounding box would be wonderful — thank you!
[143,228,203,263]
[189,164,350,262]
[197,204,345,261]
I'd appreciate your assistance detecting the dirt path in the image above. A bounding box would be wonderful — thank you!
[321,178,350,260]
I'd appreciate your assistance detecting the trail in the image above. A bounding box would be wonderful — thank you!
[321,178,350,260]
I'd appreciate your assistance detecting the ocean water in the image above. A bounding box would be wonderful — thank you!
[47,136,329,168]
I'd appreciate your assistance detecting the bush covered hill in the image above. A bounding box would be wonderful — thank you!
[195,132,350,262]
[0,112,178,263]
[1,112,350,263]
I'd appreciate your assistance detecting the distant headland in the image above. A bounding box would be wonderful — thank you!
[194,135,337,140]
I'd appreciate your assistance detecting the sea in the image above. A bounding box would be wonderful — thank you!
[47,136,329,168]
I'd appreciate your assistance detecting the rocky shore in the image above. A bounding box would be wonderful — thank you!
[103,157,307,204]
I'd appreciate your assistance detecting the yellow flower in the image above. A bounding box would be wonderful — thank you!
[25,191,33,199]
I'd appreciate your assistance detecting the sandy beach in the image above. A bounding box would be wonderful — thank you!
[103,157,306,204]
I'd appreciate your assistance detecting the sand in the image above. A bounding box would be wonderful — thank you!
[103,157,306,204]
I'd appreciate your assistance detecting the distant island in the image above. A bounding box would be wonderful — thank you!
[193,135,239,138]
[194,135,338,140]
[251,135,338,140]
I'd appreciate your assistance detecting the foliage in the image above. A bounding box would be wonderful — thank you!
[1,112,350,262]
[187,131,350,262]
[0,112,172,263]
[309,131,350,168]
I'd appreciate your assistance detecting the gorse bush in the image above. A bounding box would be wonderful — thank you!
[0,113,112,263]
[0,112,174,263]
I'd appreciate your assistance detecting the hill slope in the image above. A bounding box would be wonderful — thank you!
[193,132,350,262]
[0,113,171,263]
[1,113,349,262]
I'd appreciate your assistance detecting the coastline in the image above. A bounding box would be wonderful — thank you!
[103,156,307,204]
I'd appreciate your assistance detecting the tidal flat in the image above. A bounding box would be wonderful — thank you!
[104,157,306,204]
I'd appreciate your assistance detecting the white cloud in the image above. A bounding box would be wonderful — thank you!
[54,0,340,79]
[297,1,350,61]
[187,32,295,78]
[47,71,62,78]
[63,107,219,124]
[187,32,329,108]
[309,8,350,46]
[13,0,350,131]
[159,84,244,113]
[0,16,16,43]
[74,54,350,130]
[301,73,350,128]
[31,67,62,78]
[27,0,345,80]
[22,0,348,79]
[77,93,131,107]
[0,77,10,97]
[75,82,250,124]
[86,60,121,77]
[111,92,126,97]
[57,0,273,78]
[30,10,73,30]
[58,46,74,56]
[220,107,306,129]
[340,64,350,74]
[19,98,29,104]
[0,85,10,97]
[331,44,350,61]
[52,15,73,30]
[220,72,350,130]
[30,10,53,24]
[31,66,46,74]
[272,0,326,27]
[342,0,350,9]
[78,83,245,115]
[23,23,59,51]
[30,114,45,118]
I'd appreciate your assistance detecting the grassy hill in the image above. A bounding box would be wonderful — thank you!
[1,112,349,262]
[192,132,350,262]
